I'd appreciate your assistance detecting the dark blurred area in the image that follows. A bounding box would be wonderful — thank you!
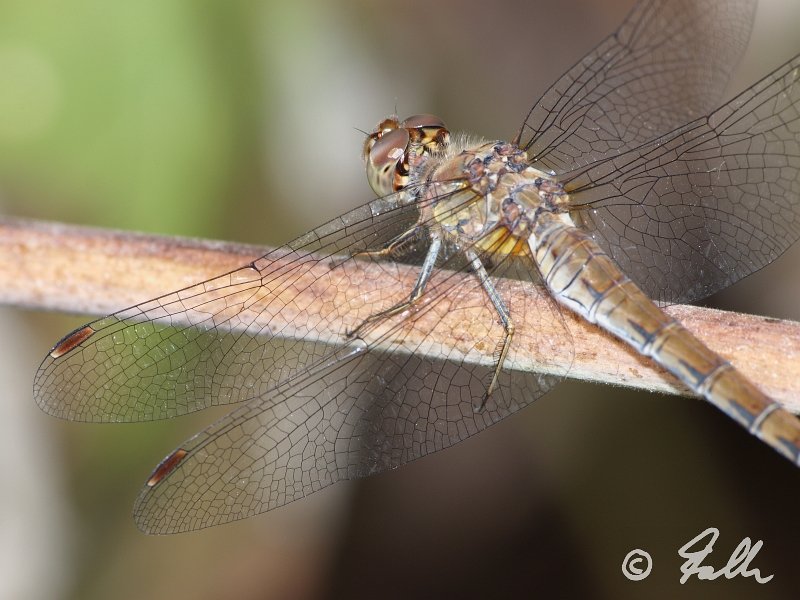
[2,1,800,598]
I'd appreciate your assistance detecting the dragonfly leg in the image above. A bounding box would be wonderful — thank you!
[353,225,420,260]
[465,249,514,412]
[346,231,442,338]
[329,225,419,270]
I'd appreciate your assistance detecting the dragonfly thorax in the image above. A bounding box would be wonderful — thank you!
[426,139,571,255]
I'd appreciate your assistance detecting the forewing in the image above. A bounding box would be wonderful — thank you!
[565,55,800,303]
[518,0,757,173]
[34,191,426,422]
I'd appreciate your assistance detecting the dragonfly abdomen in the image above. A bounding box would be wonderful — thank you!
[529,212,800,464]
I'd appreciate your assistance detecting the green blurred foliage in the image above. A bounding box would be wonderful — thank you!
[0,0,262,236]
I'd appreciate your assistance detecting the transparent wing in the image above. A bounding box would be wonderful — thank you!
[133,244,570,533]
[34,191,421,422]
[518,0,757,173]
[34,185,573,533]
[564,55,800,303]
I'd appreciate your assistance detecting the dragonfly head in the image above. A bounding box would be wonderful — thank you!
[363,114,450,197]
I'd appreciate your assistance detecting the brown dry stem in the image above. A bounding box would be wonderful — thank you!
[3,216,799,412]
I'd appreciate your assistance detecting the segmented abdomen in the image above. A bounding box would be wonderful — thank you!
[529,213,800,464]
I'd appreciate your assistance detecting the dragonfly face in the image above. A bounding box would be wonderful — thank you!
[363,114,449,198]
[33,0,800,533]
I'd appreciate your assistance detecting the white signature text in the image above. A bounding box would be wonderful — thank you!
[677,527,773,584]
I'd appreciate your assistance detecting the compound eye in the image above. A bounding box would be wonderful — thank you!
[369,127,409,167]
[365,127,409,197]
[400,114,446,130]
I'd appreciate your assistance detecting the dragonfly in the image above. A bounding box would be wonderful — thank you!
[34,0,800,534]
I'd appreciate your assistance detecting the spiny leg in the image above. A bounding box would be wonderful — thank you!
[329,225,419,271]
[465,248,514,412]
[346,230,443,338]
[352,225,419,261]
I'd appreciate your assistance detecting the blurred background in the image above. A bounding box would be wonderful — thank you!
[2,0,800,598]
